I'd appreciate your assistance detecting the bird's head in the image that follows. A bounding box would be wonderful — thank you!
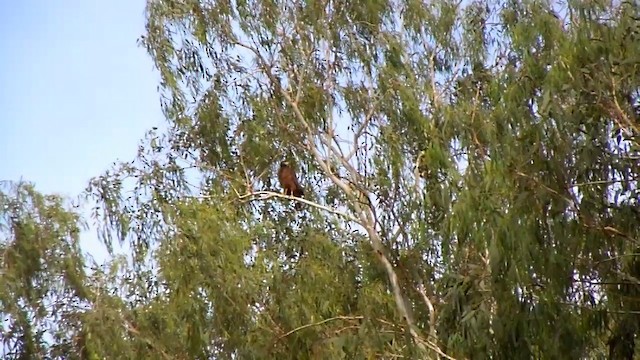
[280,161,289,168]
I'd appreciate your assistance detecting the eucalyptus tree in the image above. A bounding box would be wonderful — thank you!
[78,0,640,359]
[0,181,90,359]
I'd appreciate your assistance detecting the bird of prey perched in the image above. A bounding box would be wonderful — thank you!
[278,161,304,209]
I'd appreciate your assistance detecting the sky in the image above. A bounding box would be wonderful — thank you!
[0,1,164,264]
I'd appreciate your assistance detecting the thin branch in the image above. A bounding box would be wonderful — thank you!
[276,315,364,341]
[345,99,380,162]
[594,253,640,266]
[515,171,573,204]
[238,190,360,223]
[417,283,437,340]
[569,178,632,188]
[415,337,458,360]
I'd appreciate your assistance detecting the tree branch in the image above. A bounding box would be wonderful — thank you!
[238,190,360,223]
[276,315,364,341]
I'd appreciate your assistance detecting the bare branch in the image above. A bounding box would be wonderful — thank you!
[237,190,360,223]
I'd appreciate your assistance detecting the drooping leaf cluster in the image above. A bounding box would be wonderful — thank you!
[0,181,90,359]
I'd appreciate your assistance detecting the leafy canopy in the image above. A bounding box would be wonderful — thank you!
[2,0,640,359]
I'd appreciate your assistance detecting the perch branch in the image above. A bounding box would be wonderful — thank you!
[238,190,359,223]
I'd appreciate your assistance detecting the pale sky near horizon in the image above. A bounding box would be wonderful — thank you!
[0,1,164,264]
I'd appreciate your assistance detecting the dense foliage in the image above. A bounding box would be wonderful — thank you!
[2,0,640,358]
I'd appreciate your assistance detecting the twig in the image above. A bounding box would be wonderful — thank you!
[276,315,364,341]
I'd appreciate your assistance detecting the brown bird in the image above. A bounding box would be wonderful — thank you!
[278,161,304,209]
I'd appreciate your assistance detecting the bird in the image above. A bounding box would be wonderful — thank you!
[277,161,304,210]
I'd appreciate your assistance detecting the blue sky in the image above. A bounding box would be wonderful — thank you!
[0,1,163,263]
